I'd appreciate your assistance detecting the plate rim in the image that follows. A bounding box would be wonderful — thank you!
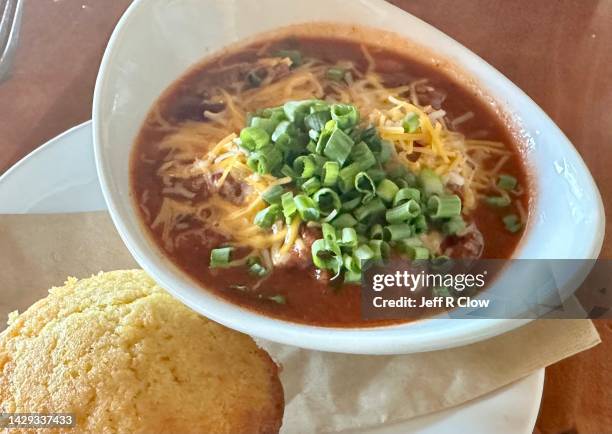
[0,121,92,185]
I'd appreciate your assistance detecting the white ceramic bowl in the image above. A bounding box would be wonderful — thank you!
[93,0,604,354]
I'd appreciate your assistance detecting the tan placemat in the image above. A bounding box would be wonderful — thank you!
[0,212,600,433]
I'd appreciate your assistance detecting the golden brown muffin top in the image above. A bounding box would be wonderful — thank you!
[0,270,284,434]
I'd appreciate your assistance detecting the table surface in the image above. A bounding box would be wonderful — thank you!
[0,1,610,432]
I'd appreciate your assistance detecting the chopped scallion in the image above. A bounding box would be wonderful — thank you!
[330,104,359,130]
[402,112,420,133]
[331,213,358,228]
[418,168,444,196]
[393,187,421,206]
[484,195,511,207]
[240,126,270,151]
[376,179,399,203]
[281,192,297,219]
[503,214,523,233]
[293,155,316,178]
[383,224,413,241]
[254,204,282,228]
[386,199,421,224]
[313,188,341,216]
[323,128,354,165]
[210,247,233,268]
[497,174,518,191]
[262,185,285,204]
[322,161,340,186]
[294,194,320,221]
[326,67,346,81]
[275,49,302,66]
[427,195,462,218]
[354,197,386,221]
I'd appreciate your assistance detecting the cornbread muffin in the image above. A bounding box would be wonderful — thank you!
[0,270,284,434]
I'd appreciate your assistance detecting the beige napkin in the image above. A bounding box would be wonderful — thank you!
[0,212,600,433]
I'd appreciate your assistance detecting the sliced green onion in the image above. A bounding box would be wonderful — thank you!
[497,174,518,191]
[341,195,362,212]
[326,67,346,81]
[484,195,511,207]
[323,128,354,165]
[322,161,340,186]
[343,254,361,273]
[305,110,332,132]
[427,194,462,218]
[240,126,270,151]
[369,223,384,240]
[261,106,286,122]
[354,223,369,235]
[281,164,296,179]
[369,240,390,260]
[250,116,278,135]
[344,270,362,284]
[406,246,429,260]
[210,247,233,268]
[386,199,421,224]
[393,187,421,206]
[283,99,319,124]
[281,192,296,220]
[383,224,413,241]
[254,204,281,228]
[262,185,285,204]
[503,214,523,233]
[366,168,386,183]
[267,295,286,304]
[311,239,342,277]
[331,213,358,228]
[275,49,302,66]
[376,179,399,203]
[330,104,359,129]
[360,126,382,151]
[412,214,428,235]
[378,140,394,164]
[354,197,386,222]
[338,227,358,249]
[306,140,317,153]
[354,244,375,265]
[338,162,361,192]
[294,194,320,221]
[271,120,296,142]
[313,188,341,216]
[443,215,466,235]
[301,177,322,195]
[316,119,337,153]
[418,168,444,196]
[293,155,316,178]
[355,172,376,202]
[247,146,283,175]
[309,153,328,175]
[402,112,420,133]
[350,141,376,171]
[249,261,268,277]
[322,222,337,242]
[395,236,424,252]
[431,255,453,271]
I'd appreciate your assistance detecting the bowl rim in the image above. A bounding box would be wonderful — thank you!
[92,0,605,354]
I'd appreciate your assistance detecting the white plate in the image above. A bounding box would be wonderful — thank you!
[0,121,544,434]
